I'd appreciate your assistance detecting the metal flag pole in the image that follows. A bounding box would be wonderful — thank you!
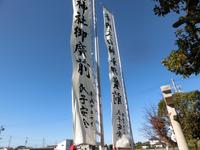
[111,13,134,150]
[171,79,182,93]
[92,0,104,150]
[171,79,178,93]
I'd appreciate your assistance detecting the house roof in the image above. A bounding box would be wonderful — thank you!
[149,137,159,141]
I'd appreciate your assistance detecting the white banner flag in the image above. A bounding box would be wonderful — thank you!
[71,0,97,146]
[103,7,133,148]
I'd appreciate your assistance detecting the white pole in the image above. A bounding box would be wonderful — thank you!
[160,85,188,150]
[171,79,179,93]
[167,106,188,150]
[171,79,182,93]
[92,0,104,150]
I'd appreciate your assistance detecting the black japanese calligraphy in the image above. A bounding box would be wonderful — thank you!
[112,91,122,104]
[74,26,87,42]
[76,0,88,15]
[76,59,90,78]
[117,123,122,130]
[75,12,88,26]
[80,105,88,117]
[122,113,126,134]
[80,94,88,105]
[89,92,95,108]
[105,13,110,21]
[105,22,111,29]
[113,77,119,89]
[116,110,121,116]
[89,92,95,127]
[83,118,89,128]
[109,46,115,55]
[74,41,87,57]
[79,83,88,94]
[110,66,118,75]
[116,130,122,138]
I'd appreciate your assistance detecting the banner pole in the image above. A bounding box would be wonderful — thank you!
[92,0,104,150]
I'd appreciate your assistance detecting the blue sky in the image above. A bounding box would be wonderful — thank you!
[0,0,200,147]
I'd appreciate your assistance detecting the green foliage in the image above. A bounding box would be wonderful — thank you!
[158,91,200,143]
[187,139,200,150]
[143,90,200,148]
[153,0,185,16]
[135,142,142,149]
[173,91,200,140]
[108,144,113,150]
[158,99,166,117]
[153,0,200,77]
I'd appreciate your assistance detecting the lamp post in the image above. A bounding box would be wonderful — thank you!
[160,85,188,150]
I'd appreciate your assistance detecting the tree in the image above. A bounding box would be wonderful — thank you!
[172,91,200,140]
[152,0,200,77]
[158,90,200,148]
[143,90,200,148]
[142,106,176,147]
[108,144,113,150]
[135,142,142,149]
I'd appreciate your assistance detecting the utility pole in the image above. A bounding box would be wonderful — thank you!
[160,85,188,150]
[42,138,46,147]
[8,136,12,148]
[25,137,28,147]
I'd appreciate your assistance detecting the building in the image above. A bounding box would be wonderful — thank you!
[55,140,73,150]
[0,148,13,150]
[14,146,29,150]
[29,139,73,150]
[149,137,164,148]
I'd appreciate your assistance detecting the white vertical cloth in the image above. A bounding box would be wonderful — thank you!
[103,7,133,148]
[71,0,97,146]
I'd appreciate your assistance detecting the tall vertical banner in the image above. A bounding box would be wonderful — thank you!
[103,7,134,148]
[71,0,97,146]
